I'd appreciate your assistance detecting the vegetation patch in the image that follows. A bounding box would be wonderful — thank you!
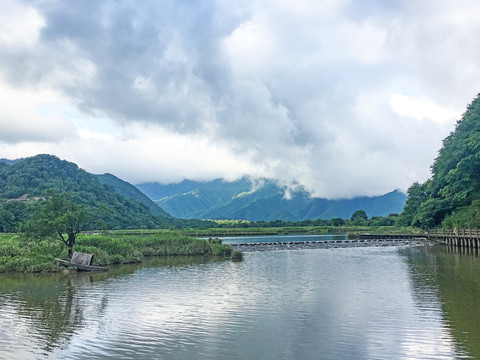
[0,231,239,273]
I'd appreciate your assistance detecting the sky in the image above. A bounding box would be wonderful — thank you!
[1,0,480,199]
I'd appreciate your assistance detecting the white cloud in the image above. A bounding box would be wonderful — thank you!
[0,0,45,47]
[0,80,78,143]
[389,93,461,125]
[1,0,480,198]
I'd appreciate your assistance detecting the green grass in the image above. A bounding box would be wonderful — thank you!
[0,225,423,273]
[179,225,423,237]
[0,231,238,273]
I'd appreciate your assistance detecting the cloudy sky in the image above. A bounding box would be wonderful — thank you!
[1,0,480,198]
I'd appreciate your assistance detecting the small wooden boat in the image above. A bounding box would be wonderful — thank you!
[55,251,109,272]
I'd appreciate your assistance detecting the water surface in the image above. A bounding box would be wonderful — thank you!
[0,240,478,359]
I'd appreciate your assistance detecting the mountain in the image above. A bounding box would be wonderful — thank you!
[399,93,480,229]
[0,158,23,165]
[0,154,172,231]
[136,178,407,221]
[95,173,170,217]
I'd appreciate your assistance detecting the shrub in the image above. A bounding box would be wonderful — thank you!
[231,250,243,261]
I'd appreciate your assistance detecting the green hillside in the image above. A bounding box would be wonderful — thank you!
[0,154,172,231]
[137,178,407,221]
[399,94,480,228]
[95,173,170,217]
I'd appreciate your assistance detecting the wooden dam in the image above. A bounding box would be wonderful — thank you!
[228,229,480,251]
[230,233,427,251]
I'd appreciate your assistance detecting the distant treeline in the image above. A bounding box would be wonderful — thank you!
[198,211,399,229]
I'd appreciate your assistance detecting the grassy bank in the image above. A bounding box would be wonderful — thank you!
[0,231,236,273]
[180,225,424,237]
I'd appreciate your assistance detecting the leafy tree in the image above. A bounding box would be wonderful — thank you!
[331,217,345,226]
[22,191,95,258]
[367,216,395,226]
[0,200,30,232]
[350,210,368,225]
[397,182,431,226]
[442,200,480,229]
[399,94,480,228]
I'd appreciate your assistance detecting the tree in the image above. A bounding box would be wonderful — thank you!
[22,191,95,258]
[331,217,345,226]
[350,210,368,225]
[398,94,480,228]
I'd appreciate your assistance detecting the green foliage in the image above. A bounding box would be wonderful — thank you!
[399,94,480,228]
[350,210,368,225]
[0,231,237,272]
[95,173,171,217]
[0,154,172,231]
[0,200,29,232]
[330,218,345,226]
[442,200,480,229]
[22,191,95,257]
[231,250,243,261]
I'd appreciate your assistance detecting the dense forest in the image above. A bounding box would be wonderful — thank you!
[398,94,480,229]
[0,155,172,231]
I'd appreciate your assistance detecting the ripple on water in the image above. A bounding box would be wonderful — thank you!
[0,246,476,360]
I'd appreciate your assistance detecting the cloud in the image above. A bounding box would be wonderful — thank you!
[0,79,78,143]
[1,0,480,198]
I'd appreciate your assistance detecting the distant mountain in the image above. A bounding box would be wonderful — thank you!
[136,178,407,221]
[0,158,23,165]
[95,173,170,217]
[0,154,172,230]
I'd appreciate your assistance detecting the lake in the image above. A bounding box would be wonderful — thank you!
[1,236,479,359]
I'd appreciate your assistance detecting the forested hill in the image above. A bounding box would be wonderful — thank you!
[0,154,172,231]
[95,173,170,217]
[137,178,407,221]
[398,93,480,229]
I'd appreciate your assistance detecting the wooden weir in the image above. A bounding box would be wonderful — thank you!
[229,230,480,250]
[230,234,425,248]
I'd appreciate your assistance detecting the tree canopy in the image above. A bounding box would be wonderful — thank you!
[398,94,480,228]
[22,191,95,257]
[0,154,172,231]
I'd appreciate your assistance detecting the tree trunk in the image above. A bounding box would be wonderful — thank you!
[67,233,76,258]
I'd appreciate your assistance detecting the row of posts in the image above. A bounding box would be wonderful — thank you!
[428,229,480,249]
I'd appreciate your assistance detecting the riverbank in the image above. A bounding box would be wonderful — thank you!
[0,231,238,273]
[181,225,423,238]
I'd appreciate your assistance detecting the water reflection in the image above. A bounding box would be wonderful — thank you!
[401,245,480,359]
[0,256,222,359]
[1,247,479,359]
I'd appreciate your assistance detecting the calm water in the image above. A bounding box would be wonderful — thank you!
[1,237,480,359]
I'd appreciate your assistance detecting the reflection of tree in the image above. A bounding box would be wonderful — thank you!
[0,273,108,355]
[402,246,480,358]
[0,256,219,357]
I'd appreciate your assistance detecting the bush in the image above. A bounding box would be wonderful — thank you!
[231,250,243,262]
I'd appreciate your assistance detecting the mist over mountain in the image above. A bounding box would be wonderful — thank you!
[137,178,407,221]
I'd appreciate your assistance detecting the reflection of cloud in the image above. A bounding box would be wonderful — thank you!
[0,248,469,358]
[61,249,465,358]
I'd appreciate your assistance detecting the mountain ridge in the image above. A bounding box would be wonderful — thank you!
[0,154,172,231]
[136,178,407,221]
